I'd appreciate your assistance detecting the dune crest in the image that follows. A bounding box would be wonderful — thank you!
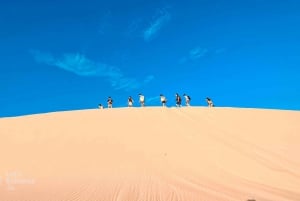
[1,107,300,201]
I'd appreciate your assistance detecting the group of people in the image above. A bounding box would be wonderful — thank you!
[161,93,191,107]
[98,94,214,109]
[126,94,145,107]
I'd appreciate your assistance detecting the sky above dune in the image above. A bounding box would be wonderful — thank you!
[1,0,300,116]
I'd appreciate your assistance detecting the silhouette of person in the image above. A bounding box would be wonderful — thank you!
[98,104,104,109]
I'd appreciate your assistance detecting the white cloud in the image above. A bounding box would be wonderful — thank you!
[179,47,209,64]
[143,9,171,42]
[31,50,154,91]
[189,47,208,60]
[143,75,155,84]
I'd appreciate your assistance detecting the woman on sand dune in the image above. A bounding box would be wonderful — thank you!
[160,94,167,107]
[206,97,214,107]
[183,94,191,106]
[107,97,113,108]
[128,96,134,107]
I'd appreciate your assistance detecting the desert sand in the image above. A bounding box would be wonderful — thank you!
[0,107,300,201]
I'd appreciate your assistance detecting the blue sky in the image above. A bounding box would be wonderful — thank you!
[1,0,300,117]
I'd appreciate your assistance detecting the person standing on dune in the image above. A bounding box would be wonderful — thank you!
[139,93,145,107]
[128,96,134,107]
[206,97,214,107]
[183,94,191,106]
[160,94,167,107]
[175,93,182,107]
[107,97,113,108]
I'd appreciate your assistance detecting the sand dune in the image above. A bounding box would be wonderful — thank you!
[0,107,300,201]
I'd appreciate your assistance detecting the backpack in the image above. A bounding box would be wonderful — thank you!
[187,96,191,100]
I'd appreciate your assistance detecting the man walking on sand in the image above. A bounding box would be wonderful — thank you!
[175,93,182,107]
[139,93,145,107]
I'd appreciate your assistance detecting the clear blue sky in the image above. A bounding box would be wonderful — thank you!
[1,0,300,117]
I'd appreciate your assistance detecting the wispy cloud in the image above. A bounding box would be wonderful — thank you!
[125,18,143,38]
[143,9,171,42]
[179,46,227,64]
[143,75,155,84]
[30,50,154,91]
[179,47,208,64]
[189,47,208,60]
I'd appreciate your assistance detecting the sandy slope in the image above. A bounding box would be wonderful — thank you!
[0,107,300,201]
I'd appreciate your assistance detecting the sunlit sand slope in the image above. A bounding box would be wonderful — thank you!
[1,107,300,201]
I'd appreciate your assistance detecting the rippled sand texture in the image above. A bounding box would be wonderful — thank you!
[1,107,300,201]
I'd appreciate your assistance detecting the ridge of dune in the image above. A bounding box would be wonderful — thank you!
[1,107,300,201]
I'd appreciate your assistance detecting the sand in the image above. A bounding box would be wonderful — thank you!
[0,107,300,201]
